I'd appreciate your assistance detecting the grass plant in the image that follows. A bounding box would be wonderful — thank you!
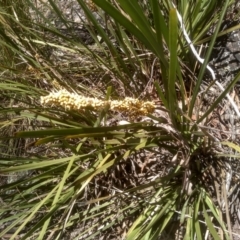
[0,0,240,239]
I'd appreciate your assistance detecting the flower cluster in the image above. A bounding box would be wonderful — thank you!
[40,90,108,111]
[40,90,156,117]
[110,98,155,116]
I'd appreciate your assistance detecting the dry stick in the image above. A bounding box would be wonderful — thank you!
[140,57,158,98]
[172,3,240,118]
[222,177,233,239]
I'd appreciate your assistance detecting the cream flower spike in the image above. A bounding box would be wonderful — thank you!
[41,90,156,117]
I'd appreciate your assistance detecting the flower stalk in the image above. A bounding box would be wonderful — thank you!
[41,89,156,117]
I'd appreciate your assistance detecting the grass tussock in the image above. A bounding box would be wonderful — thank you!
[1,0,240,239]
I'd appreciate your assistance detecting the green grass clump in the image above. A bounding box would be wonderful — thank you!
[0,0,240,239]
